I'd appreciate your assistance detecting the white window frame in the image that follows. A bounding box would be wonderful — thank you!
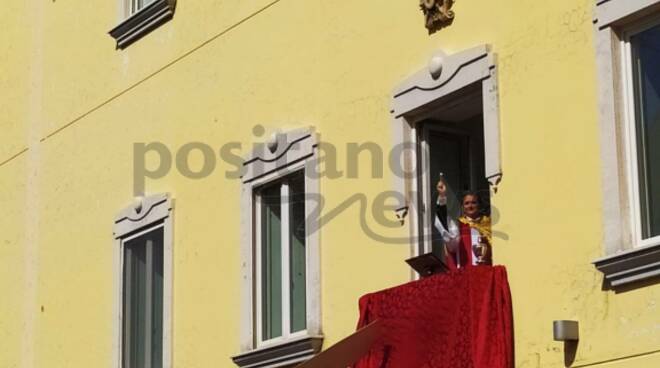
[253,168,310,348]
[593,0,660,287]
[113,193,174,368]
[233,128,322,368]
[620,15,660,249]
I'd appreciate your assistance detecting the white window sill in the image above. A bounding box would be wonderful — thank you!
[231,336,323,368]
[109,0,176,49]
[594,243,660,288]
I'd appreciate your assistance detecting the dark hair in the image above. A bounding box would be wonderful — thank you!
[461,191,480,204]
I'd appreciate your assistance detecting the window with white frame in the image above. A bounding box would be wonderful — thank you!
[122,226,164,368]
[622,18,660,247]
[255,172,307,344]
[114,194,173,368]
[232,128,322,368]
[593,0,660,287]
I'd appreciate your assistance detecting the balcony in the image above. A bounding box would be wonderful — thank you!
[298,266,513,368]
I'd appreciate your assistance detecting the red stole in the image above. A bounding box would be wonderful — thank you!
[445,223,477,270]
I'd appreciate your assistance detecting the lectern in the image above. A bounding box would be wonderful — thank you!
[405,252,447,277]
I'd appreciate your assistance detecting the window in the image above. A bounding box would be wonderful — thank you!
[255,173,307,344]
[129,0,156,16]
[593,0,660,287]
[122,227,164,368]
[233,128,322,368]
[420,111,490,259]
[108,0,176,49]
[389,45,502,261]
[114,194,173,368]
[623,19,660,245]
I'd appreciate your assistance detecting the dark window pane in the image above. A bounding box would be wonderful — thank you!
[632,24,660,239]
[289,175,307,333]
[122,227,164,368]
[125,237,147,368]
[428,132,468,219]
[261,185,283,340]
[426,116,490,259]
[428,132,467,259]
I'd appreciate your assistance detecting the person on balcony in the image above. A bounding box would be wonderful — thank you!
[434,177,492,269]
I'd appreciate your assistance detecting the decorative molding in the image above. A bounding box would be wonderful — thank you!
[231,336,323,368]
[594,244,660,287]
[419,0,455,32]
[486,173,503,194]
[391,46,492,118]
[242,128,317,184]
[595,0,660,29]
[109,0,176,49]
[114,193,173,238]
[390,45,501,184]
[593,5,629,256]
[395,206,409,225]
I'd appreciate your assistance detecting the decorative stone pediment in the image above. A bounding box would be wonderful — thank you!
[420,0,455,32]
[594,0,660,29]
[241,127,317,184]
[389,45,502,216]
[113,193,173,238]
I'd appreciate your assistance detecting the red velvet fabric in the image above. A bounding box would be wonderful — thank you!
[353,266,513,368]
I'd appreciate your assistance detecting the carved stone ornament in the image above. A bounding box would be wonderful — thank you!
[419,0,455,32]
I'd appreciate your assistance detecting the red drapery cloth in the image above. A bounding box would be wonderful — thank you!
[353,266,513,368]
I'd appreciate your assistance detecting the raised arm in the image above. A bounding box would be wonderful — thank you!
[433,178,460,252]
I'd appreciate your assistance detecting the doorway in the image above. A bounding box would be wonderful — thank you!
[415,86,490,258]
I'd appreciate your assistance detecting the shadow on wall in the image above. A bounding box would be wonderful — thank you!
[564,340,578,367]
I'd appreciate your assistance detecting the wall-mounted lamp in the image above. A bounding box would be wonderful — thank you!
[553,320,579,341]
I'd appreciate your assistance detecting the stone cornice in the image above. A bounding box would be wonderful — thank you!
[231,336,323,368]
[594,244,660,288]
[109,0,176,49]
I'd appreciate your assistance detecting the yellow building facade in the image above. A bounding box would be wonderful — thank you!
[2,0,660,367]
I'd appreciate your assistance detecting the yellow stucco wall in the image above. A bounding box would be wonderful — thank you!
[2,0,660,367]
